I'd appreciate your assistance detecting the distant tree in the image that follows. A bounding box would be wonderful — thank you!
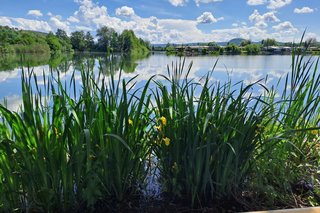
[245,44,261,54]
[56,29,72,52]
[225,43,241,54]
[56,29,69,42]
[70,31,86,51]
[165,43,176,53]
[208,42,217,47]
[240,39,251,47]
[46,32,62,52]
[262,38,277,48]
[85,31,95,50]
[96,26,117,52]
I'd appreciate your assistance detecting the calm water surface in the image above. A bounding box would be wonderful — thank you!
[0,53,318,111]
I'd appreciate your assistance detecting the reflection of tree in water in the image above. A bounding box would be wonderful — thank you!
[0,53,51,71]
[0,53,73,72]
[49,53,73,72]
[0,52,150,74]
[99,54,149,75]
[72,52,150,75]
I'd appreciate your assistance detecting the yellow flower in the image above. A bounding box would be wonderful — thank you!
[155,125,162,132]
[311,129,319,136]
[163,137,170,146]
[128,118,133,126]
[159,116,167,126]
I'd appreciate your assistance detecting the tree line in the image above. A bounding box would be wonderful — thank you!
[162,37,319,55]
[0,26,150,55]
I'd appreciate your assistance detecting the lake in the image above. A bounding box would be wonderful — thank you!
[0,52,318,111]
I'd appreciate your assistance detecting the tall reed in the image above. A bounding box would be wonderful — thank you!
[0,60,153,212]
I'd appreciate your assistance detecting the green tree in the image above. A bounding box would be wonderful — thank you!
[46,32,62,52]
[96,26,117,52]
[225,43,241,54]
[208,42,217,47]
[85,32,95,50]
[56,29,72,52]
[262,38,277,48]
[240,39,252,47]
[70,31,86,51]
[165,43,176,54]
[245,44,261,54]
[119,29,149,54]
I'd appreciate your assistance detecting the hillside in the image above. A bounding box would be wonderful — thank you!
[0,26,72,54]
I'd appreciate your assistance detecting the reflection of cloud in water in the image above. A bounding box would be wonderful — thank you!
[2,54,316,104]
[1,95,23,112]
[0,69,20,82]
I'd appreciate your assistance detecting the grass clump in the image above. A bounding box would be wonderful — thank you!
[0,38,320,211]
[0,62,153,212]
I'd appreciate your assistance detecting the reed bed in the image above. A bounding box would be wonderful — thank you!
[0,42,319,212]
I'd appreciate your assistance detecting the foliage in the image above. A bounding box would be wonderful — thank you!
[95,27,150,55]
[0,62,153,212]
[208,41,217,47]
[56,29,73,52]
[0,38,320,211]
[96,27,119,52]
[262,38,277,47]
[70,31,87,51]
[249,39,320,207]
[46,32,63,53]
[245,44,261,54]
[225,43,241,54]
[119,29,150,55]
[0,26,71,54]
[165,43,176,54]
[240,39,252,47]
[151,59,270,206]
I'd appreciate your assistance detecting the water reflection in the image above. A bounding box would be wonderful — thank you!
[1,52,318,112]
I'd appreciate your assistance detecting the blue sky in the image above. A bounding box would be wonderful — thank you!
[0,0,319,43]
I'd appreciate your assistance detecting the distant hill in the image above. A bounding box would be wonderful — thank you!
[227,38,246,46]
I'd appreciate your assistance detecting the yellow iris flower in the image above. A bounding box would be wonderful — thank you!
[163,137,170,146]
[159,116,167,126]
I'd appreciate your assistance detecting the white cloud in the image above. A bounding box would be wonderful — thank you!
[50,16,70,32]
[249,10,280,28]
[73,0,108,25]
[305,32,320,42]
[0,0,311,44]
[249,10,280,23]
[211,26,268,41]
[247,0,266,6]
[196,12,223,24]
[272,21,298,34]
[1,95,23,112]
[294,7,314,14]
[168,0,188,7]
[0,17,12,26]
[195,0,222,6]
[27,10,43,17]
[75,25,93,31]
[12,17,52,32]
[267,0,292,10]
[67,16,80,23]
[115,6,135,17]
[255,21,268,28]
